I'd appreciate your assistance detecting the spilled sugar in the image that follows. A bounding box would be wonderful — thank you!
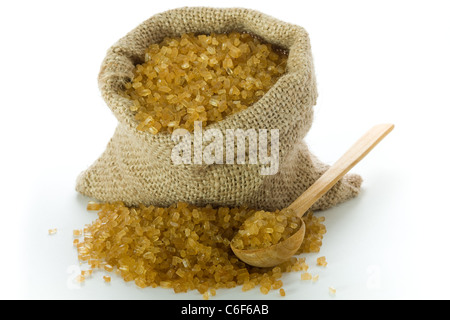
[74,202,327,297]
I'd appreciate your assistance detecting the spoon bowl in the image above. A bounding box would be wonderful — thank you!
[231,124,394,268]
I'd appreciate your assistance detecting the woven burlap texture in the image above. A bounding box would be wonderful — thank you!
[76,7,362,211]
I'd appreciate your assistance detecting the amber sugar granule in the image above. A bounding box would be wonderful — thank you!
[123,32,288,134]
[76,202,326,297]
[301,273,312,281]
[317,256,328,267]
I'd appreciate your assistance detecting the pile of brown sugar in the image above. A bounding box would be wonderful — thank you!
[75,201,326,298]
[231,208,303,250]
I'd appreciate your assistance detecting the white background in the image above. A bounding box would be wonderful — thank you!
[1,0,449,300]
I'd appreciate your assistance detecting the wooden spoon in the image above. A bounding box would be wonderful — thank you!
[231,123,394,268]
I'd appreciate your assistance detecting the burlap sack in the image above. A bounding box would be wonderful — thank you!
[76,7,362,211]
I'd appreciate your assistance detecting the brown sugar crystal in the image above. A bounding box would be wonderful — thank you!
[75,275,85,283]
[123,32,288,134]
[317,256,328,267]
[301,273,312,281]
[75,202,326,297]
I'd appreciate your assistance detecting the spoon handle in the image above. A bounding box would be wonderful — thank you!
[287,123,394,217]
